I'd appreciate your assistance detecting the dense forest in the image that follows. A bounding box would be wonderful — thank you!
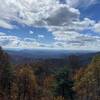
[0,46,100,100]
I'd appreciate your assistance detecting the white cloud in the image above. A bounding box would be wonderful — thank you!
[0,33,45,49]
[45,5,80,26]
[0,31,100,50]
[66,0,97,8]
[48,18,95,32]
[0,0,80,28]
[0,32,6,36]
[48,23,100,50]
[52,34,100,50]
[29,31,34,34]
[93,22,100,33]
[0,0,99,50]
[38,35,44,38]
[0,19,15,29]
[0,35,20,47]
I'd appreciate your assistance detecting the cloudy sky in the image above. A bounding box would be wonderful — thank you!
[0,0,100,50]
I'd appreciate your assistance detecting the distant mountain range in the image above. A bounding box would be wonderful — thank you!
[6,49,100,65]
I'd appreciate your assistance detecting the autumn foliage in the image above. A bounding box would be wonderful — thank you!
[0,47,100,100]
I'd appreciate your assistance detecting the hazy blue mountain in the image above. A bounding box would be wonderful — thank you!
[5,49,99,64]
[6,49,97,58]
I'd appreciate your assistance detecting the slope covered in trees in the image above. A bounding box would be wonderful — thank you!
[0,47,100,100]
[74,54,100,100]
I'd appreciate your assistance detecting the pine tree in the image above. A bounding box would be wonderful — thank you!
[0,47,13,100]
[52,67,75,100]
[74,54,100,100]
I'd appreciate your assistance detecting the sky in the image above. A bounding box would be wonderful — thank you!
[0,0,100,50]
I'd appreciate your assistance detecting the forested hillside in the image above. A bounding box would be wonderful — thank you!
[0,47,100,100]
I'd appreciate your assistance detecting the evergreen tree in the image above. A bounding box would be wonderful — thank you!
[0,47,13,100]
[52,67,75,100]
[74,54,100,100]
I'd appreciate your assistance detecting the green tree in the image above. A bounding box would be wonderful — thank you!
[0,47,13,100]
[52,67,75,100]
[74,54,100,100]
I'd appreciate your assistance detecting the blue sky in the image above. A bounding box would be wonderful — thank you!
[0,0,100,50]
